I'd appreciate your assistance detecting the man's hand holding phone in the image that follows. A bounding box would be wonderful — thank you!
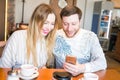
[64,56,85,76]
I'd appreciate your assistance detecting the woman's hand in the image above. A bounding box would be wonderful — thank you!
[63,62,85,76]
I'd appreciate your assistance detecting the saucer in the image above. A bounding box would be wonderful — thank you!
[18,70,39,80]
[80,78,98,80]
[80,73,98,80]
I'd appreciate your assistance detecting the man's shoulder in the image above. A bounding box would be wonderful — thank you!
[81,29,96,36]
[80,29,97,39]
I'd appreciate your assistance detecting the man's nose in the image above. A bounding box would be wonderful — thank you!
[67,24,72,31]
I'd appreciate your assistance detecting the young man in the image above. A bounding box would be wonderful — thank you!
[53,6,107,76]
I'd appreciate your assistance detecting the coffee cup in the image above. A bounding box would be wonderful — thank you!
[82,73,99,80]
[20,64,38,77]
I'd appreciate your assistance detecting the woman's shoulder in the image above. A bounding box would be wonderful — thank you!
[12,30,27,35]
[10,30,27,39]
[14,30,26,33]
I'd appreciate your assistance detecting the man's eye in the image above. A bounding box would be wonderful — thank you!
[72,23,76,25]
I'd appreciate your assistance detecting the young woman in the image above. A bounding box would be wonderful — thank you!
[0,3,58,68]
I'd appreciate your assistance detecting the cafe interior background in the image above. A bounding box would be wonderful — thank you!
[0,0,120,70]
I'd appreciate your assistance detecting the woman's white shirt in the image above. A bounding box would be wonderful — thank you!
[0,30,47,68]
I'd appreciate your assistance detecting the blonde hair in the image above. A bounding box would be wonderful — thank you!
[26,3,58,67]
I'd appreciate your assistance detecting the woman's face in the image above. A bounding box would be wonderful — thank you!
[41,13,55,36]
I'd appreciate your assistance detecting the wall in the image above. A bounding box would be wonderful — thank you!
[15,0,103,30]
[0,0,15,40]
[77,0,102,30]
[8,0,15,36]
[0,0,6,41]
[15,0,49,23]
[76,0,85,29]
[82,0,94,30]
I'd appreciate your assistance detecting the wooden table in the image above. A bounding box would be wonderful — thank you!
[0,68,120,80]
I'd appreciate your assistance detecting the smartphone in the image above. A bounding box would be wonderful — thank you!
[53,71,72,80]
[65,55,76,65]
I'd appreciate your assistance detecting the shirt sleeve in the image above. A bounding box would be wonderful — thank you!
[84,33,107,72]
[0,31,19,68]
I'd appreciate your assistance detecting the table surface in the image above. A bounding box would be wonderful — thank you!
[0,68,120,80]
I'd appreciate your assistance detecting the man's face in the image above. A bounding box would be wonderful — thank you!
[62,14,80,38]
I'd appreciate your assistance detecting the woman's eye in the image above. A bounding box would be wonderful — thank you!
[51,23,55,25]
[44,22,48,24]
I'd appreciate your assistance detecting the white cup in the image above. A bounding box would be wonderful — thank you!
[20,64,38,77]
[83,73,99,80]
